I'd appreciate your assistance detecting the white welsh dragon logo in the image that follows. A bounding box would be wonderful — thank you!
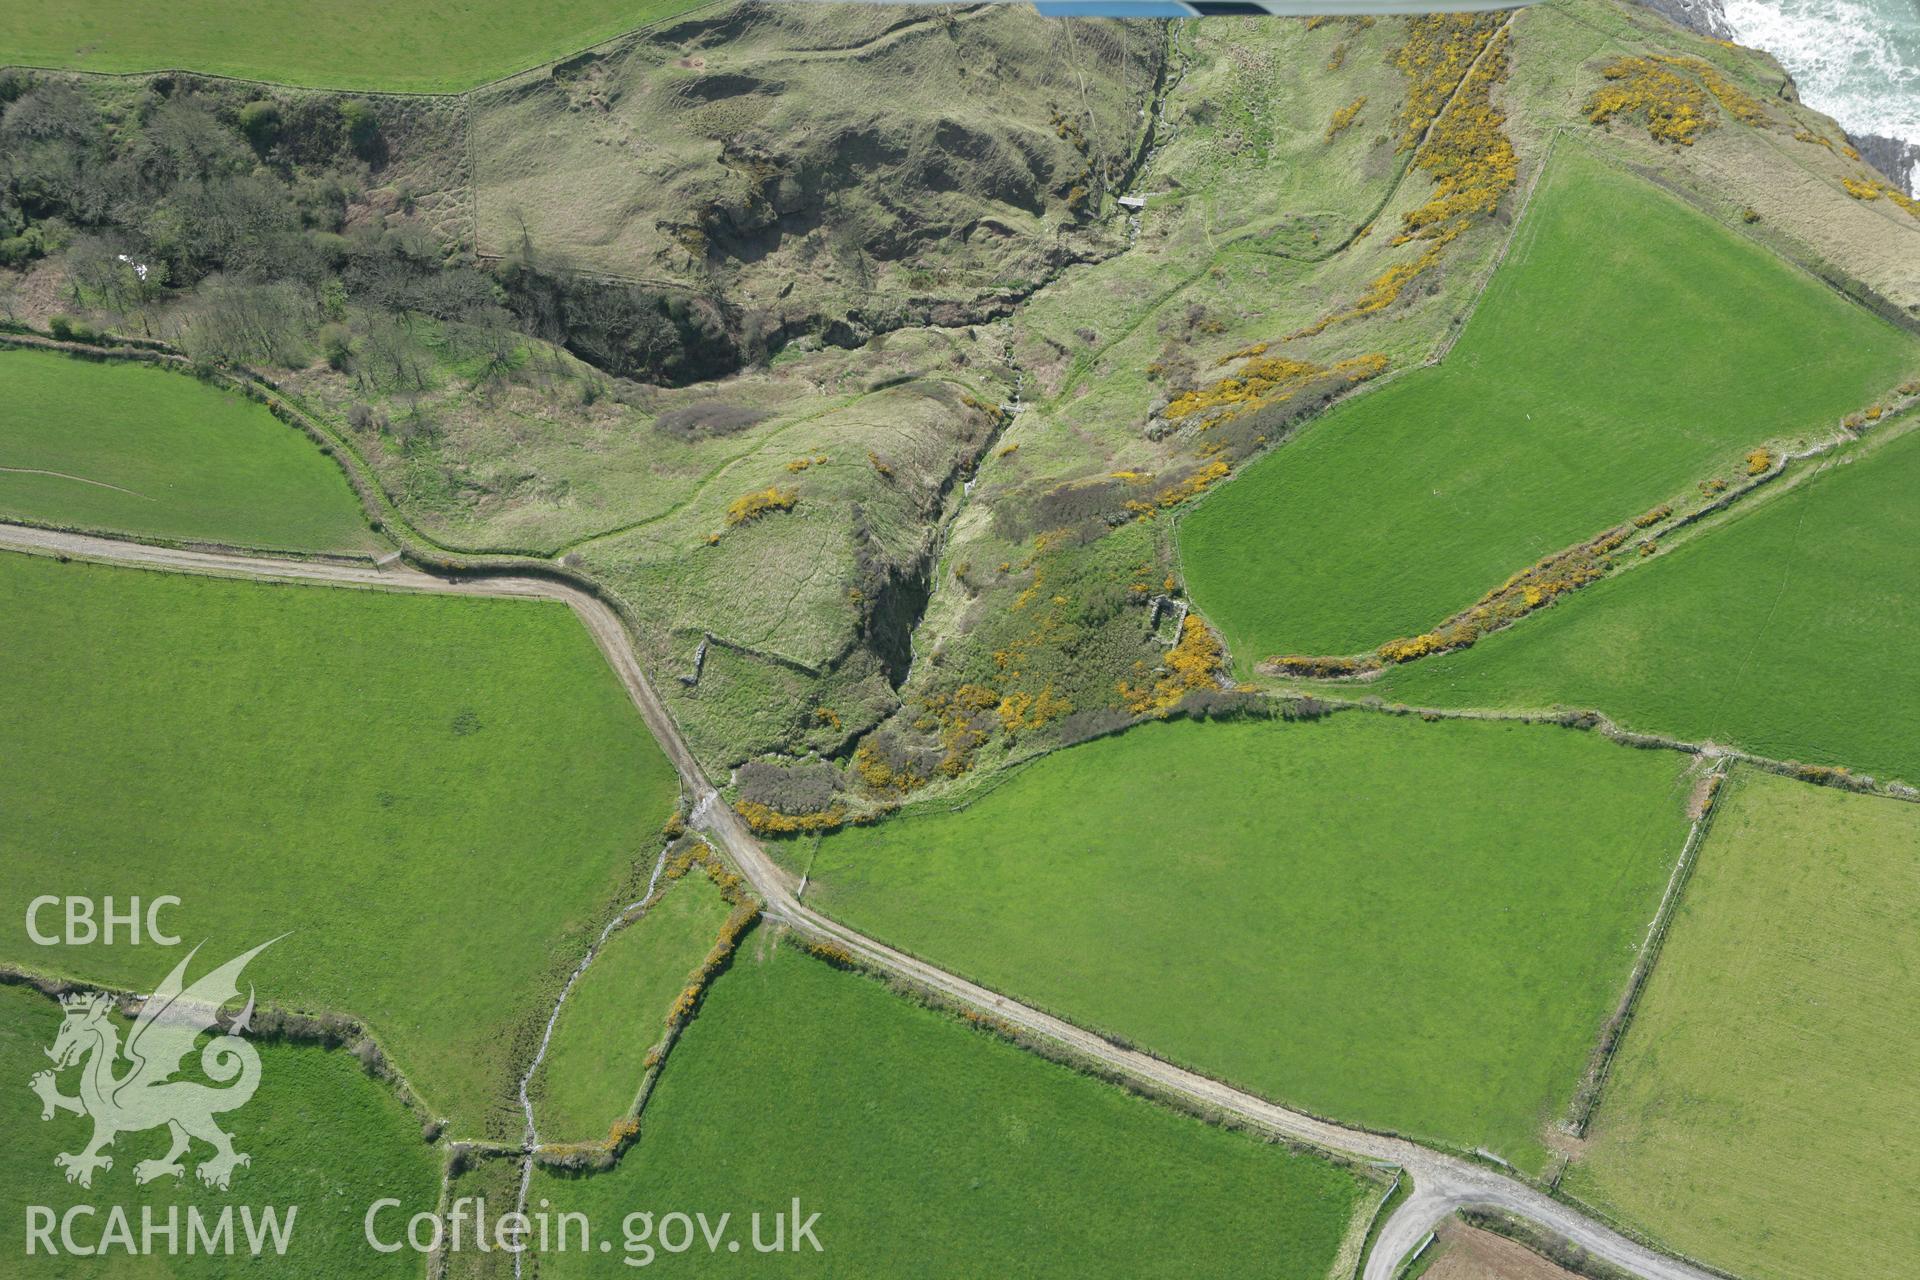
[30,939,280,1191]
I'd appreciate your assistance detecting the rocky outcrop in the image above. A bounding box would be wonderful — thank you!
[1853,133,1920,195]
[1637,0,1736,40]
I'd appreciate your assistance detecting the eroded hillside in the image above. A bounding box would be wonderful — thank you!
[4,0,1916,793]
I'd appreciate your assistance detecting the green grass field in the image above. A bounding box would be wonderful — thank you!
[1178,144,1918,668]
[0,982,440,1277]
[805,713,1694,1171]
[531,941,1374,1277]
[1564,769,1920,1280]
[1377,424,1920,787]
[0,551,680,1138]
[442,1156,521,1280]
[0,0,710,92]
[0,349,378,554]
[529,875,732,1143]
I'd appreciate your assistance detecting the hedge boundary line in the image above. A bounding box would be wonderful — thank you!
[1253,389,1920,682]
[528,839,759,1174]
[1561,758,1729,1141]
[0,963,448,1141]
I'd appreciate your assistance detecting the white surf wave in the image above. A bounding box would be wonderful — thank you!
[1722,0,1920,149]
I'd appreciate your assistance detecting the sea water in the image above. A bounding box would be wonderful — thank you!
[1722,0,1920,184]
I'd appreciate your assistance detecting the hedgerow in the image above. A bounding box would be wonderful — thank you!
[1264,519,1638,675]
[1378,520,1630,662]
[1259,381,1913,679]
[533,840,762,1170]
[537,852,760,1174]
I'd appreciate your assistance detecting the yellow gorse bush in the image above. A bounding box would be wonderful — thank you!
[1297,22,1514,338]
[1843,176,1920,218]
[1274,521,1640,674]
[1326,96,1367,143]
[1118,616,1225,714]
[1392,15,1504,149]
[1153,460,1231,507]
[724,485,798,526]
[1585,55,1767,146]
[734,799,850,835]
[1164,353,1389,429]
[995,685,1073,737]
[1166,357,1321,420]
[1393,41,1517,245]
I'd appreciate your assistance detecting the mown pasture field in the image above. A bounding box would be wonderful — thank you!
[0,552,680,1138]
[0,0,710,92]
[532,941,1376,1277]
[0,982,441,1277]
[0,349,377,554]
[1178,144,1919,668]
[1377,423,1920,787]
[1564,769,1920,1280]
[805,713,1694,1172]
[529,874,732,1143]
